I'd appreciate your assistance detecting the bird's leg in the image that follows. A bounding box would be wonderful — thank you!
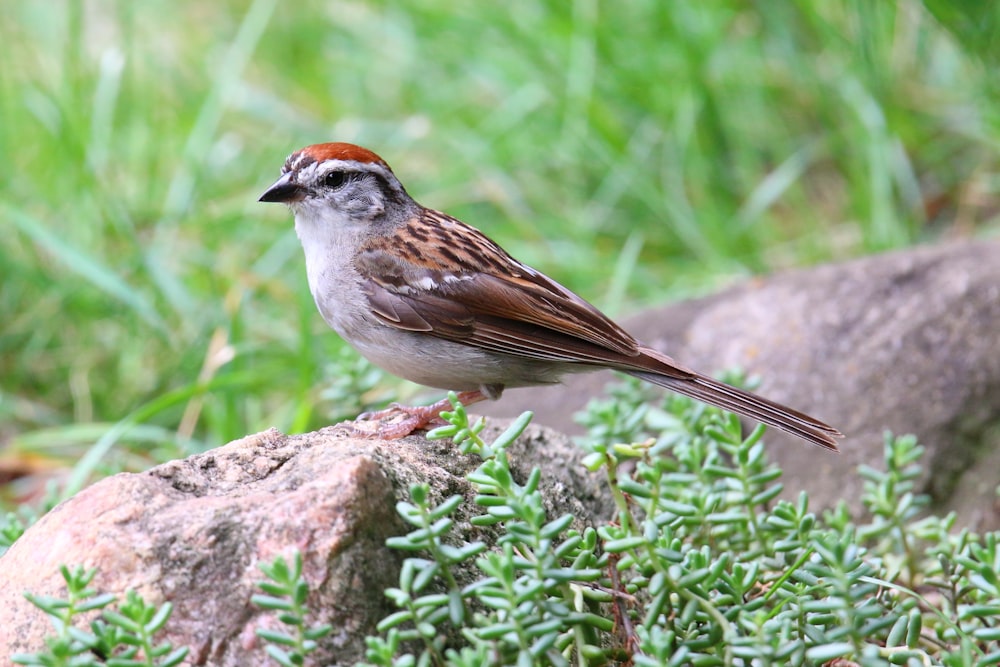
[346,390,489,439]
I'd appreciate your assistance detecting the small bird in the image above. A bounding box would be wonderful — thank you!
[260,143,842,451]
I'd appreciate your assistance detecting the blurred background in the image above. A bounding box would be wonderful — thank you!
[1,1,999,509]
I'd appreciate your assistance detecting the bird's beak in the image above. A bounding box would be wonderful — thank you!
[259,172,302,203]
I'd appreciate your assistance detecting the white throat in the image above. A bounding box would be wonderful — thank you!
[291,205,366,309]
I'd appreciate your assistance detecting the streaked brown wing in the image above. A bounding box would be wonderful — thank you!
[355,210,641,363]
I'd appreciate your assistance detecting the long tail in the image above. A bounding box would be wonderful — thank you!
[625,351,842,452]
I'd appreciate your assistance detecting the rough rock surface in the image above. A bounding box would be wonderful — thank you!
[0,423,609,666]
[485,239,1000,530]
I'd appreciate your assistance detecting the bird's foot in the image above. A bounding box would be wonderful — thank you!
[343,390,488,440]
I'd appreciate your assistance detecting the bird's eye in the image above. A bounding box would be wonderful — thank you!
[324,171,347,188]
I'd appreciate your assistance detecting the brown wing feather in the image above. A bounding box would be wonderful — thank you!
[356,209,641,361]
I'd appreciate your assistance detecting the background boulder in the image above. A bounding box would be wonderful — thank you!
[486,239,1000,530]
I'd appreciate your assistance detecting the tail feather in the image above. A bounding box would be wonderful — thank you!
[625,368,842,452]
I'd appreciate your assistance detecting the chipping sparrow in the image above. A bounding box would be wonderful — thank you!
[260,143,842,450]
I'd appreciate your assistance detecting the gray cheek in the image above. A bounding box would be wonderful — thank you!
[346,194,384,217]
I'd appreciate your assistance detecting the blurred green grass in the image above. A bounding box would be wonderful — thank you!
[1,1,999,501]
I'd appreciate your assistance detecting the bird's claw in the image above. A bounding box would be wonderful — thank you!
[343,403,447,440]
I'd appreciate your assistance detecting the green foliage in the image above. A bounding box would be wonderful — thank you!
[319,350,393,424]
[0,511,28,556]
[426,391,535,458]
[252,551,333,667]
[0,482,63,557]
[362,386,1000,666]
[11,565,187,667]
